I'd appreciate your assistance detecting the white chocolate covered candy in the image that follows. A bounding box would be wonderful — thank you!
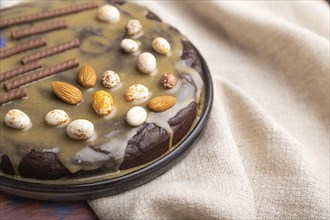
[120,39,139,53]
[126,106,147,127]
[125,19,142,36]
[66,119,94,140]
[4,109,31,129]
[152,37,171,55]
[101,70,120,89]
[125,84,149,102]
[45,109,69,126]
[137,52,157,74]
[97,5,120,23]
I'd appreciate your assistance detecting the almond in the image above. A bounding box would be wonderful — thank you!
[147,96,176,112]
[78,64,97,88]
[52,81,83,105]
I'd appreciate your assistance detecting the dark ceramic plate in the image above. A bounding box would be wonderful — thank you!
[0,45,213,201]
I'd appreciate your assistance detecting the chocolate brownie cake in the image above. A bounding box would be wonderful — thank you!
[0,0,205,182]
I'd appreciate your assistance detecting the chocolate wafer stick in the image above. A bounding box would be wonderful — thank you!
[0,87,27,105]
[0,37,46,59]
[11,20,68,40]
[4,58,79,91]
[0,61,43,82]
[0,2,98,29]
[21,39,80,64]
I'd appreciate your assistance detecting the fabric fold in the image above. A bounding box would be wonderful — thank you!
[89,1,330,219]
[220,79,329,218]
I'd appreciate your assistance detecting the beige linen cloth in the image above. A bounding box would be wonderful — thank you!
[89,1,330,219]
[2,0,328,219]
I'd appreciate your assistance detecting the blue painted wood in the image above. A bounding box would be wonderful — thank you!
[0,192,98,219]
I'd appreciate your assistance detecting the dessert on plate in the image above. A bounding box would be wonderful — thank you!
[0,0,205,182]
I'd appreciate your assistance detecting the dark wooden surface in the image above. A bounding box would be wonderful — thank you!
[0,192,98,219]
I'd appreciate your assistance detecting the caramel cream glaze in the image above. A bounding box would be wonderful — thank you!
[0,0,204,183]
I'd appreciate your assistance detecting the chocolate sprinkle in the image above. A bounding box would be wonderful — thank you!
[4,58,79,91]
[21,39,80,64]
[0,2,99,29]
[11,20,68,40]
[0,87,27,105]
[0,60,43,82]
[0,37,47,59]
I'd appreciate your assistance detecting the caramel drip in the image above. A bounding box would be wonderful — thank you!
[0,87,27,105]
[21,39,80,64]
[0,61,43,82]
[0,37,47,59]
[0,2,99,29]
[4,58,79,91]
[11,20,68,40]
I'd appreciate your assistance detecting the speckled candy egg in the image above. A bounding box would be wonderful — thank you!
[45,109,69,126]
[4,109,31,129]
[101,70,120,89]
[125,19,143,36]
[126,106,147,127]
[92,90,115,116]
[66,119,94,140]
[97,5,120,23]
[120,39,139,53]
[152,37,171,55]
[137,52,157,74]
[125,84,149,102]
